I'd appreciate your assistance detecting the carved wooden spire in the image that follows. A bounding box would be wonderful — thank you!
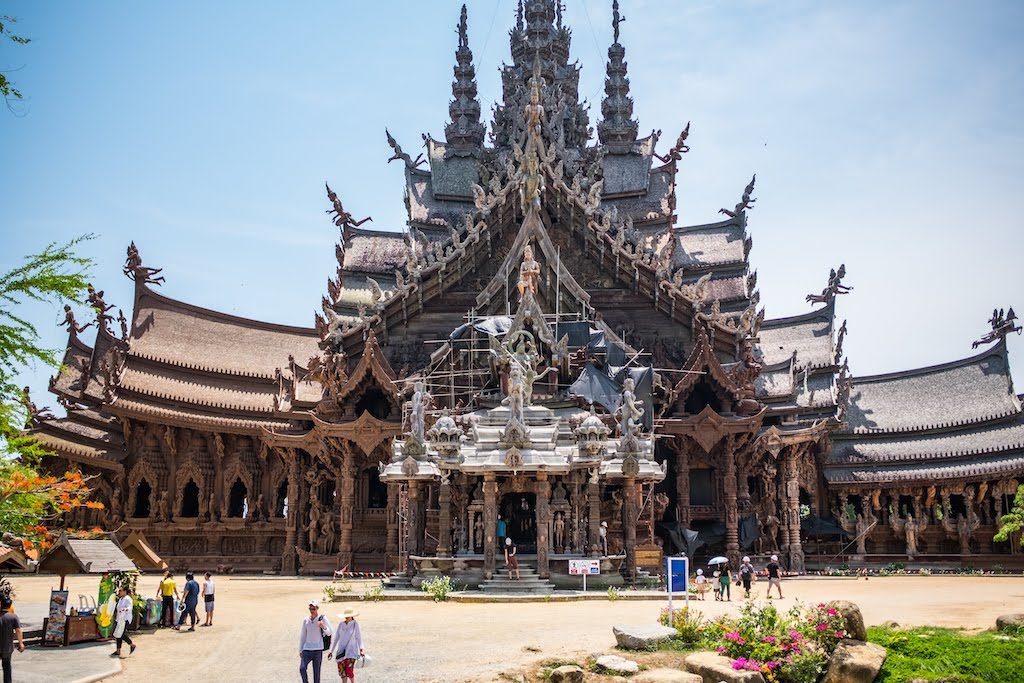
[445,4,485,155]
[598,0,638,150]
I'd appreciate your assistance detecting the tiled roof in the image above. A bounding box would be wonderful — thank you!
[406,169,474,228]
[110,396,291,433]
[673,219,747,269]
[824,452,1024,484]
[426,138,480,199]
[601,134,656,196]
[341,229,407,275]
[128,285,320,379]
[118,364,277,413]
[758,304,835,368]
[603,164,672,221]
[755,363,794,399]
[842,342,1020,434]
[832,414,1024,464]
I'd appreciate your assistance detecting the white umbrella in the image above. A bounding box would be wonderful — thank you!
[707,556,729,565]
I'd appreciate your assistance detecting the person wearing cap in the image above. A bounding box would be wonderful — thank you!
[694,569,707,600]
[599,520,608,555]
[299,600,333,683]
[327,607,364,683]
[765,554,783,599]
[739,556,756,599]
[504,537,520,580]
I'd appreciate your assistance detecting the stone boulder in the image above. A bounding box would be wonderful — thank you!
[633,669,703,683]
[996,613,1024,631]
[828,600,867,641]
[549,664,585,683]
[613,623,680,650]
[683,651,765,683]
[596,654,640,675]
[822,638,887,683]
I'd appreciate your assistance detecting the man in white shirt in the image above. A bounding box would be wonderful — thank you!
[299,600,332,683]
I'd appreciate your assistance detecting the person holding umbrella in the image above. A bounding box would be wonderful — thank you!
[708,557,732,601]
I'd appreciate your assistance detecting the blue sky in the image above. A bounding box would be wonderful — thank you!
[3,0,1023,407]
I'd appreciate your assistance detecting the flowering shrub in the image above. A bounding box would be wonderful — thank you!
[681,601,841,683]
[658,606,706,643]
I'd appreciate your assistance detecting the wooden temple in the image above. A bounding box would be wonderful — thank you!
[29,1,1024,579]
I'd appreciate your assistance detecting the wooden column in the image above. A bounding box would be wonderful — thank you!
[588,468,602,556]
[723,444,740,567]
[338,445,356,570]
[282,450,300,574]
[406,480,420,574]
[483,473,498,579]
[622,478,638,583]
[535,472,550,579]
[385,482,399,570]
[783,447,805,572]
[675,440,690,527]
[438,476,452,557]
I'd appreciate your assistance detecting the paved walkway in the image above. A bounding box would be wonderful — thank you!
[10,640,121,683]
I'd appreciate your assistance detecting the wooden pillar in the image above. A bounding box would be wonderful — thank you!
[483,473,498,579]
[438,476,452,557]
[778,457,791,550]
[385,482,399,570]
[724,446,740,567]
[675,440,690,527]
[622,478,638,583]
[282,450,300,574]
[588,468,602,556]
[406,480,420,574]
[783,447,805,572]
[535,472,550,578]
[338,445,356,570]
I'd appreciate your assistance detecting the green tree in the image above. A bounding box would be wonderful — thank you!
[0,15,30,106]
[993,484,1024,548]
[1,235,99,546]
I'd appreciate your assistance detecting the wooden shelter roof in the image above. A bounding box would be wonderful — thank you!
[38,535,136,575]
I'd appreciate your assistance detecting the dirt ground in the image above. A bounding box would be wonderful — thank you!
[9,574,1024,682]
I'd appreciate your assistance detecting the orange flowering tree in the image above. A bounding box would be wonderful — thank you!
[0,462,103,549]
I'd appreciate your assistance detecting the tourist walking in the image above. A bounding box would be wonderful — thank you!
[111,586,137,658]
[175,572,200,630]
[766,554,784,599]
[718,565,732,601]
[739,556,756,598]
[299,599,332,683]
[504,537,520,580]
[1,595,25,683]
[327,607,364,683]
[156,571,179,628]
[694,569,707,600]
[202,572,215,626]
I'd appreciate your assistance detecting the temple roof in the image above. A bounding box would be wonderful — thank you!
[841,341,1020,434]
[128,284,320,380]
[758,303,835,368]
[406,169,474,229]
[117,363,278,413]
[31,410,126,472]
[824,452,1024,485]
[341,229,407,275]
[673,218,747,270]
[601,134,655,196]
[427,138,480,199]
[603,163,673,223]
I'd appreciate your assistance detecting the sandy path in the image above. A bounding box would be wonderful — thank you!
[9,574,1023,682]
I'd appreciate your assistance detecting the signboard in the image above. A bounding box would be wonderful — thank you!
[44,590,69,645]
[665,556,689,623]
[569,559,600,576]
[666,556,689,594]
[96,573,115,638]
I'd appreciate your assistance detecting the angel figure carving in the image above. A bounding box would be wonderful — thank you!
[517,243,541,300]
[655,122,691,163]
[325,183,372,232]
[719,174,756,218]
[385,128,425,169]
[123,242,165,285]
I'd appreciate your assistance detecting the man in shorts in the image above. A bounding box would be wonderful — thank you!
[765,554,783,599]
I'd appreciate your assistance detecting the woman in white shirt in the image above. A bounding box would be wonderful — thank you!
[202,572,215,626]
[112,586,136,657]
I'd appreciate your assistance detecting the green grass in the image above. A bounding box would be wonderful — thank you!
[868,626,1024,683]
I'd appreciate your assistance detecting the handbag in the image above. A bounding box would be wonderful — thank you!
[357,653,372,668]
[113,620,126,639]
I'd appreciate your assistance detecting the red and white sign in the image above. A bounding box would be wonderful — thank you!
[569,559,601,575]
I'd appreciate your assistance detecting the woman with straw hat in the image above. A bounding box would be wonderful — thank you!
[327,607,364,683]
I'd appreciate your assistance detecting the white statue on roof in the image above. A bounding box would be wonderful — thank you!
[617,376,644,444]
[410,380,430,443]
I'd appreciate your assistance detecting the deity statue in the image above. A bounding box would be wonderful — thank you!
[320,513,335,555]
[409,381,430,443]
[156,490,170,523]
[503,365,527,428]
[519,148,545,216]
[616,377,644,443]
[325,183,372,234]
[553,512,566,551]
[123,241,165,285]
[524,54,545,141]
[61,304,92,336]
[385,128,425,169]
[308,501,321,551]
[719,174,756,219]
[473,513,483,551]
[86,285,116,331]
[517,243,541,300]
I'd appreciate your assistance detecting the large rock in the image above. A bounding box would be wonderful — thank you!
[828,600,867,641]
[613,623,680,650]
[549,664,585,683]
[822,638,887,683]
[996,613,1024,631]
[596,654,640,675]
[633,669,703,683]
[683,651,765,683]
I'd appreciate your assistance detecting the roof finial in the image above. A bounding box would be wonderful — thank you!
[458,3,468,49]
[516,0,524,31]
[556,1,563,30]
[612,0,625,44]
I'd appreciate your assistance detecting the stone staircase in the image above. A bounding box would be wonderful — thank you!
[382,575,414,590]
[479,561,556,594]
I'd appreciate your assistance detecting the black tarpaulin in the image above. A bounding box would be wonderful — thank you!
[568,364,622,412]
[449,316,513,340]
[801,516,850,538]
[554,321,593,348]
[739,515,759,550]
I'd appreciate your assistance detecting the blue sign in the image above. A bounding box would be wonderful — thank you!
[666,556,688,594]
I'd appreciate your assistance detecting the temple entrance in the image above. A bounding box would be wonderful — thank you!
[500,492,536,552]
